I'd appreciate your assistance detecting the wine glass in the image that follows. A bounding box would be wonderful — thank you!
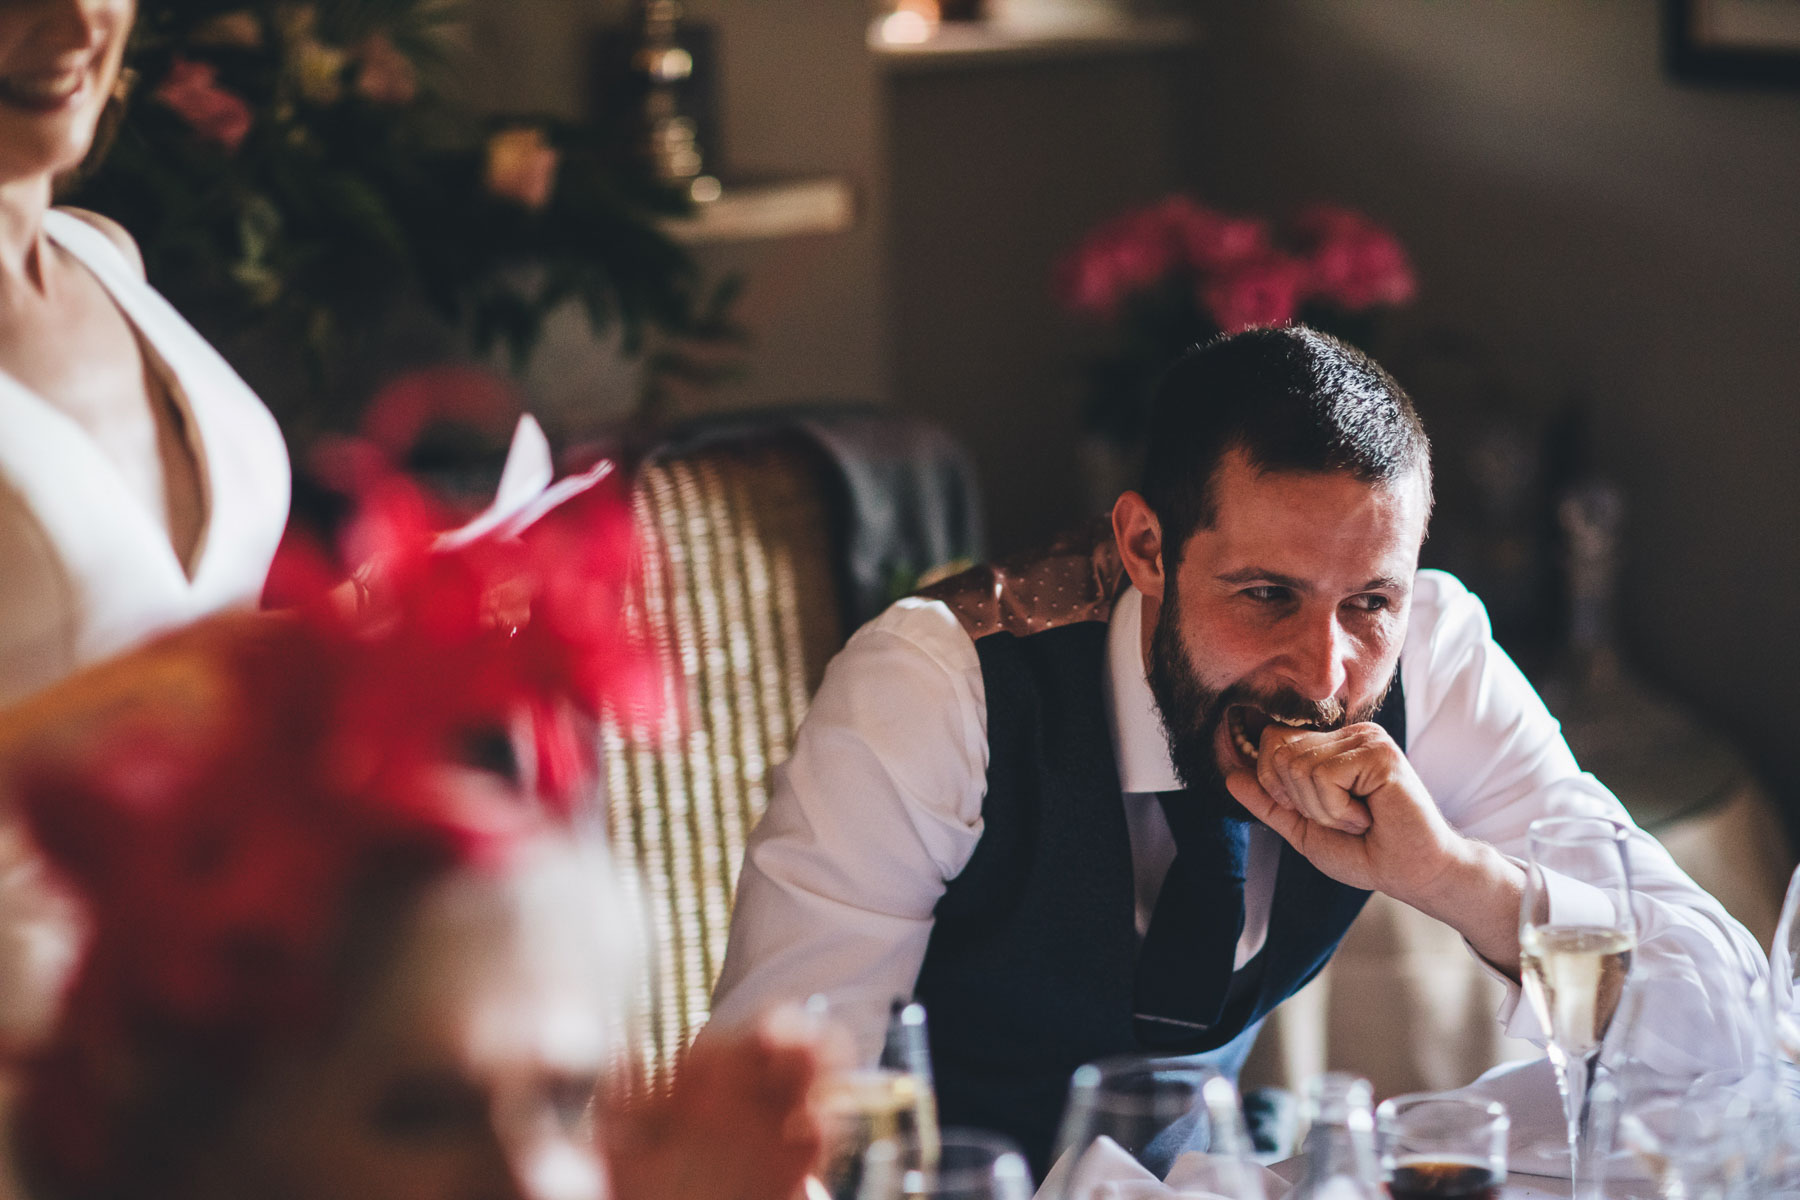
[1596,958,1793,1199]
[1047,1056,1266,1200]
[809,996,942,1200]
[857,1130,1034,1200]
[1519,815,1636,1200]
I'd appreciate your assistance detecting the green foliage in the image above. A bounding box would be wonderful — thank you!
[69,0,724,435]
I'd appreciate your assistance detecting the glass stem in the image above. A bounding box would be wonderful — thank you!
[1552,1046,1606,1200]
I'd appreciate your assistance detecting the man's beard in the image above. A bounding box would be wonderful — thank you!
[1144,579,1390,821]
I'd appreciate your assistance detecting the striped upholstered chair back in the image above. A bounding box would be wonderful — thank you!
[600,429,846,1090]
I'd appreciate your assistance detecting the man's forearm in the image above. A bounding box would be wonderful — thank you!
[1402,837,1526,979]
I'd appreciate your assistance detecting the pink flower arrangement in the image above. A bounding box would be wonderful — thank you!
[1287,203,1418,312]
[1056,195,1416,443]
[152,56,253,152]
[1057,195,1415,333]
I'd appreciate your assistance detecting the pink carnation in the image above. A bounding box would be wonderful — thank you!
[1055,204,1185,319]
[1200,253,1309,334]
[153,57,252,152]
[1156,196,1270,272]
[1289,203,1417,312]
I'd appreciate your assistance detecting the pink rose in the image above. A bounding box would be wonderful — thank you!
[1055,204,1186,319]
[1288,204,1417,312]
[484,127,559,211]
[1200,253,1308,334]
[153,57,252,152]
[355,33,417,106]
[1158,197,1270,272]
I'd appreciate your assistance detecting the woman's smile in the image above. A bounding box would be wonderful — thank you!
[0,63,92,113]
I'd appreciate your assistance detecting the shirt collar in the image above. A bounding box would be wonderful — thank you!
[1105,585,1183,795]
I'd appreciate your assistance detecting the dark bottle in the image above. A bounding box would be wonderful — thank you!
[634,0,710,189]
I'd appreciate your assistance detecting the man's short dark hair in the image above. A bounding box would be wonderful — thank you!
[1139,325,1432,565]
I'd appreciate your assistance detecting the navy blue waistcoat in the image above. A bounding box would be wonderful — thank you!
[913,620,1405,1177]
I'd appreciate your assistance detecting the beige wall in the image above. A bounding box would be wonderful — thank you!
[1179,0,1800,807]
[886,45,1204,554]
[453,0,1800,812]
[462,0,892,425]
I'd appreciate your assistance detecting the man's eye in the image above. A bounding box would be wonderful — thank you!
[1244,586,1290,604]
[1347,594,1391,613]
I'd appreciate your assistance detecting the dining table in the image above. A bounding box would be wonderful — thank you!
[1268,1158,1588,1199]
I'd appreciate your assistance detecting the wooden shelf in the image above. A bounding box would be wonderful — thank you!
[664,176,857,245]
[870,13,1199,73]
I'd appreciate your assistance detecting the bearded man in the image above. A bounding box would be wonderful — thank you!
[709,327,1762,1174]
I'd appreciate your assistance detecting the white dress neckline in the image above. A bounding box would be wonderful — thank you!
[0,208,289,695]
[0,211,230,595]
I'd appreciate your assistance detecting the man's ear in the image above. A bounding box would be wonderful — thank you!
[1111,491,1166,605]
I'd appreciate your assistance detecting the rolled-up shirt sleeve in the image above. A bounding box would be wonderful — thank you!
[707,598,989,1061]
[1403,570,1766,1054]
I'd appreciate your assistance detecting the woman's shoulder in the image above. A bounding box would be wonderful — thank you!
[46,207,146,279]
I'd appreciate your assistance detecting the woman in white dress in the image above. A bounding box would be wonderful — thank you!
[0,0,289,1047]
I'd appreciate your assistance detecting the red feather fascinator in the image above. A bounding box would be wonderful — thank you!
[4,433,653,1197]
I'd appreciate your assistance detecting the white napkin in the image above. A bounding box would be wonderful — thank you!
[1034,1135,1290,1200]
[433,414,611,551]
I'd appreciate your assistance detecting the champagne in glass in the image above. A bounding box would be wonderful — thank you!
[810,996,943,1200]
[1519,815,1636,1200]
[1519,924,1634,1059]
[820,1067,928,1200]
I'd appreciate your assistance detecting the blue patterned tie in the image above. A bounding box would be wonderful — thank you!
[1133,789,1252,1046]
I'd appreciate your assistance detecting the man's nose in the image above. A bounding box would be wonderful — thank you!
[1283,608,1349,703]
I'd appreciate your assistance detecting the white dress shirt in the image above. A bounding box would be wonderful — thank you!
[710,569,1766,1071]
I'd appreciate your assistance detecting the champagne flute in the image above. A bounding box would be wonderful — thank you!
[882,1001,941,1169]
[1048,1056,1265,1200]
[1519,814,1636,1200]
[809,996,941,1200]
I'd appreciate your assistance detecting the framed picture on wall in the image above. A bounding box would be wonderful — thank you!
[1668,0,1800,83]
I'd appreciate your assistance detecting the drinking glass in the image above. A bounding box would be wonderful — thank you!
[1048,1056,1266,1200]
[1519,814,1636,1200]
[882,1000,941,1167]
[1375,1095,1508,1200]
[809,996,942,1200]
[857,1130,1034,1200]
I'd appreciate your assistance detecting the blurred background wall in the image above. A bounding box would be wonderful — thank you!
[1181,0,1800,815]
[456,0,1800,814]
